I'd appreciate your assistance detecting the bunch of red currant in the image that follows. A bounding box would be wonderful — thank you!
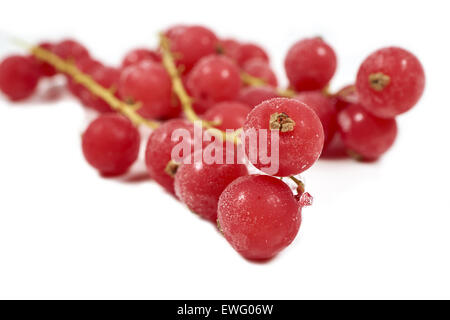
[0,25,425,261]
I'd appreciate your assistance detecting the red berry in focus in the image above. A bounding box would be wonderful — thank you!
[53,39,90,61]
[82,114,141,176]
[203,101,251,131]
[295,91,337,148]
[175,150,248,222]
[337,103,397,160]
[243,98,324,176]
[187,55,242,113]
[121,48,161,69]
[237,86,279,108]
[0,55,40,101]
[218,175,302,260]
[242,58,278,87]
[237,43,269,67]
[32,42,57,77]
[119,61,175,119]
[356,47,425,118]
[145,119,197,195]
[284,37,337,91]
[166,25,218,73]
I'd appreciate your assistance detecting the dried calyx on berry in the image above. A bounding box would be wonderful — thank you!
[269,112,296,132]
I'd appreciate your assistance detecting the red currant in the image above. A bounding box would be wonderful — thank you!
[218,38,242,62]
[237,43,269,67]
[186,55,242,113]
[53,39,90,61]
[166,25,218,73]
[121,48,161,69]
[334,84,358,112]
[356,47,425,118]
[243,98,324,176]
[237,86,279,108]
[284,37,337,91]
[82,114,141,176]
[32,42,57,77]
[242,58,277,87]
[174,150,248,222]
[295,91,337,148]
[218,175,302,260]
[203,101,251,131]
[84,66,121,113]
[337,103,397,160]
[145,119,197,195]
[118,60,176,119]
[0,55,40,101]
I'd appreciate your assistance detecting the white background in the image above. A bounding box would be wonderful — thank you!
[0,0,449,299]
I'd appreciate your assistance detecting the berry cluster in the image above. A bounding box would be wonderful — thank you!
[0,25,425,261]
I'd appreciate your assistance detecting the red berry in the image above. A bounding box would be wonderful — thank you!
[334,84,358,112]
[119,60,175,119]
[242,58,278,87]
[218,38,242,62]
[82,114,141,176]
[0,55,40,101]
[145,119,197,195]
[295,91,337,148]
[84,66,121,113]
[187,55,242,113]
[121,48,161,69]
[174,150,248,222]
[243,98,324,176]
[67,57,103,101]
[53,39,90,61]
[218,175,301,260]
[285,37,337,91]
[237,43,269,67]
[32,42,57,77]
[166,25,218,73]
[203,101,251,131]
[337,104,397,160]
[237,86,279,108]
[356,47,425,118]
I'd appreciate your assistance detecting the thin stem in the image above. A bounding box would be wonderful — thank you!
[159,33,240,144]
[289,176,305,195]
[21,40,159,129]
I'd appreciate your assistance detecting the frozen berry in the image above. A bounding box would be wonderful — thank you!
[0,55,40,101]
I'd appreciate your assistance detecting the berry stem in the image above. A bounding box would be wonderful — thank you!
[241,71,296,98]
[159,34,240,144]
[288,176,305,195]
[18,39,159,129]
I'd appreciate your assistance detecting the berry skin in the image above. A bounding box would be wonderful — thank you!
[82,114,140,176]
[186,55,242,113]
[284,37,337,91]
[32,42,57,77]
[174,150,248,222]
[203,101,251,131]
[0,55,40,101]
[218,175,301,260]
[242,58,278,87]
[119,60,175,119]
[121,48,161,69]
[356,47,425,118]
[53,39,90,61]
[145,119,197,195]
[166,25,218,73]
[337,103,397,160]
[237,43,269,67]
[243,98,324,176]
[237,86,279,108]
[295,91,337,148]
